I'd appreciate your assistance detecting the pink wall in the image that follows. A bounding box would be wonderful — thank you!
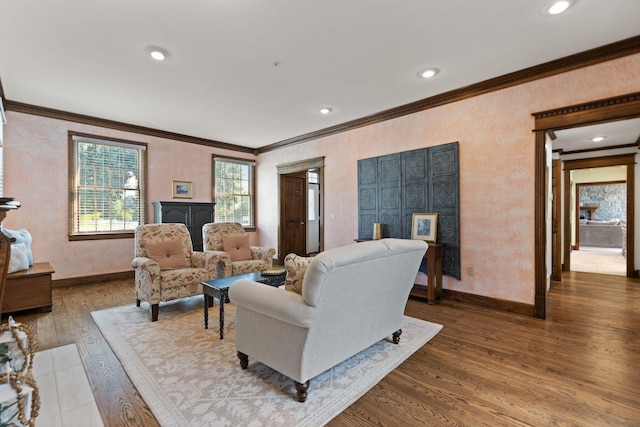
[256,53,640,305]
[3,54,639,301]
[2,115,256,279]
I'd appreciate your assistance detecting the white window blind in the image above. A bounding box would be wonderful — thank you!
[214,157,255,227]
[70,134,146,235]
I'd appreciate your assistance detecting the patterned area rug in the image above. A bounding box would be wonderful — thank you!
[92,296,442,426]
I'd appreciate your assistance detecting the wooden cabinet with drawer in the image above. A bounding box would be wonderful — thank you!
[3,262,54,314]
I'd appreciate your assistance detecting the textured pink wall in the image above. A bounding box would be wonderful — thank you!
[257,53,640,305]
[2,114,256,279]
[3,54,639,298]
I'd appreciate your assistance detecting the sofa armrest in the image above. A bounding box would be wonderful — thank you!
[250,246,276,263]
[131,256,160,273]
[190,250,221,266]
[229,279,316,328]
[205,250,233,277]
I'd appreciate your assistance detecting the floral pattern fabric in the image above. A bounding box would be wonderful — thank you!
[202,222,276,277]
[132,224,224,316]
[284,253,312,295]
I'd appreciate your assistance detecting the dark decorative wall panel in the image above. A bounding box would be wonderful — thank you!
[358,142,460,279]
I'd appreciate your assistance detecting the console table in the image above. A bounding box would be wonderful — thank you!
[355,239,444,304]
[410,243,444,304]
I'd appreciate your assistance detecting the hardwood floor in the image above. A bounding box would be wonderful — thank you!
[9,271,640,426]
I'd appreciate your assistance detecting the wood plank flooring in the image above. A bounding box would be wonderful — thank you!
[9,271,640,426]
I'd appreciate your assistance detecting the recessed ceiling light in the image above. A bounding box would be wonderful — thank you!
[145,46,169,61]
[319,107,333,115]
[418,68,440,79]
[591,136,605,142]
[547,1,571,15]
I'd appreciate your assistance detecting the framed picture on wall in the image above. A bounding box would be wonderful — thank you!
[172,180,193,199]
[411,212,438,243]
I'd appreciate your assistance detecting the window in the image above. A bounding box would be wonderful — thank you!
[213,156,255,228]
[69,133,146,239]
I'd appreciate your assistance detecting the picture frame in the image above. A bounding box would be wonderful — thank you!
[172,180,193,199]
[411,212,438,243]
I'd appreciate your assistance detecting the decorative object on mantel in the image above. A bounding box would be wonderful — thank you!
[0,316,39,426]
[171,180,193,199]
[372,222,382,240]
[411,213,438,243]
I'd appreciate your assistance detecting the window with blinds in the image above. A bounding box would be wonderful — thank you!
[213,156,255,228]
[69,134,146,238]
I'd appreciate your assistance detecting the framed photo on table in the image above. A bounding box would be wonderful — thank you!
[411,212,438,243]
[172,180,193,199]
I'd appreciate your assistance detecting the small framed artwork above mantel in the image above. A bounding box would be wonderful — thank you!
[411,212,438,243]
[172,180,193,199]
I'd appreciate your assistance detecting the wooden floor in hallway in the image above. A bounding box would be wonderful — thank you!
[8,270,640,426]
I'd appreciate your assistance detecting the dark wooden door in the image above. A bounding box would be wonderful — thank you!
[280,174,306,259]
[552,159,561,281]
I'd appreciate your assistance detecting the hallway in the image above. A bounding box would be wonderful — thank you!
[570,246,626,276]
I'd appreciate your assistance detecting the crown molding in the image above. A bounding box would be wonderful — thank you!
[3,100,255,154]
[258,35,640,154]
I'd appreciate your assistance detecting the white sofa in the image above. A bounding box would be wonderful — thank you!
[228,238,428,402]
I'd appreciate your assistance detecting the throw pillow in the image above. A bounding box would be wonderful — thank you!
[145,239,190,270]
[8,243,29,274]
[284,253,312,295]
[1,228,33,266]
[222,234,252,261]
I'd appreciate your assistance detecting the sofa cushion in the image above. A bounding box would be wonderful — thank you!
[145,239,190,270]
[1,228,33,266]
[222,234,252,261]
[284,253,312,295]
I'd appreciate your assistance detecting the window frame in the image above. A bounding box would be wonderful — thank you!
[213,155,256,231]
[68,132,147,241]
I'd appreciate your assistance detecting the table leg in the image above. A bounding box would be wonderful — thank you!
[203,293,209,329]
[219,289,227,339]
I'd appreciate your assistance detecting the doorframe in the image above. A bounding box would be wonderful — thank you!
[276,157,325,262]
[533,91,640,319]
[563,160,634,273]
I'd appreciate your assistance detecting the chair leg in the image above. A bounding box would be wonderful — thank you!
[237,351,249,369]
[151,304,159,322]
[295,380,310,402]
[392,329,402,344]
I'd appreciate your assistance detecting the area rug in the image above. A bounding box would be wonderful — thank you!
[92,296,442,427]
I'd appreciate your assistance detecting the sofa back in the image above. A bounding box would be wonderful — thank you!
[202,222,245,251]
[300,238,427,378]
[134,223,193,259]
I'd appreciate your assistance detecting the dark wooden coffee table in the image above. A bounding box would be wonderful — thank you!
[201,271,286,339]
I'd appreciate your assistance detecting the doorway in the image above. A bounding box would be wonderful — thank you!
[277,157,325,263]
[533,91,640,319]
[569,170,627,276]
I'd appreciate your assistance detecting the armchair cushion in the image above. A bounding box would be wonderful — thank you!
[222,234,252,261]
[284,253,312,295]
[145,239,190,270]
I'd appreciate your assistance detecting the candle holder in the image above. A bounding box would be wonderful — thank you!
[372,223,382,240]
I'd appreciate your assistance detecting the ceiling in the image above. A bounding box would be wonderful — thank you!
[1,1,640,150]
[553,118,640,153]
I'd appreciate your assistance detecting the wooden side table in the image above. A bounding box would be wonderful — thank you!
[3,262,55,314]
[410,243,444,304]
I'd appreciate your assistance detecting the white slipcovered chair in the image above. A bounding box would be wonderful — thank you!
[132,223,224,321]
[202,222,275,277]
[229,238,428,401]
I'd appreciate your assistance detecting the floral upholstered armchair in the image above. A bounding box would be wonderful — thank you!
[202,222,276,277]
[132,223,224,321]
